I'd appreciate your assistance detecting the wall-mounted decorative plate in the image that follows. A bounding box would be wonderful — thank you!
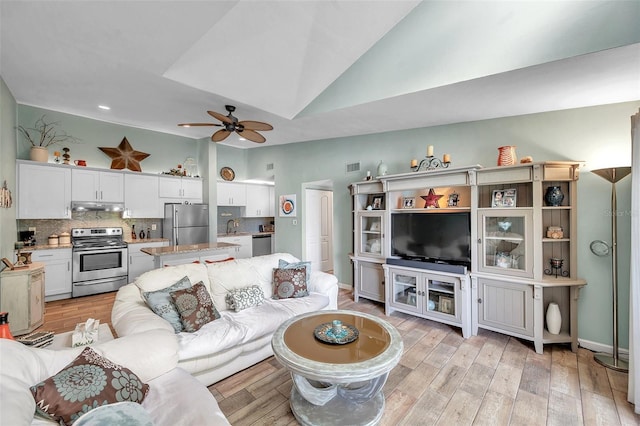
[220,167,235,181]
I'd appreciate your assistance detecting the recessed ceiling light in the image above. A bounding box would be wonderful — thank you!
[98,105,110,110]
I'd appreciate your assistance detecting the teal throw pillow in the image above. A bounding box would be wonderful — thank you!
[278,259,311,285]
[142,276,191,333]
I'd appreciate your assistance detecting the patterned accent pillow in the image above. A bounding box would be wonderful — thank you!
[225,285,265,312]
[142,276,191,333]
[272,267,308,299]
[278,259,311,285]
[170,281,220,332]
[30,347,149,426]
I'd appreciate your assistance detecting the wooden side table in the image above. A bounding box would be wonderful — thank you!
[0,262,45,335]
[272,310,403,426]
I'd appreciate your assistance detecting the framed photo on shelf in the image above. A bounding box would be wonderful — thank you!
[447,192,460,207]
[402,197,415,209]
[439,295,454,314]
[491,188,517,208]
[371,196,384,210]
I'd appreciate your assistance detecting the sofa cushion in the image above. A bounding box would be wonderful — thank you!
[272,267,308,299]
[278,258,311,285]
[225,285,265,311]
[30,347,149,426]
[142,276,192,333]
[171,281,221,332]
[135,263,208,293]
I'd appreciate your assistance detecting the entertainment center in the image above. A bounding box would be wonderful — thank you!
[349,161,586,353]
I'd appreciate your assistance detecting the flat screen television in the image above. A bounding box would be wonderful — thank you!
[391,212,471,267]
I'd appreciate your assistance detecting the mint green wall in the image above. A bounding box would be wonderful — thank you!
[17,105,201,174]
[0,76,17,262]
[5,99,640,350]
[246,101,640,350]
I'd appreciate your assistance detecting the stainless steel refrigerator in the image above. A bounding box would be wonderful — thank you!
[163,203,209,246]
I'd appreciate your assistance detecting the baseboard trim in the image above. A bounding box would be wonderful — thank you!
[338,283,352,290]
[578,338,629,361]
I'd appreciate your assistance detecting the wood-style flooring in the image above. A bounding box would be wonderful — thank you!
[41,289,639,425]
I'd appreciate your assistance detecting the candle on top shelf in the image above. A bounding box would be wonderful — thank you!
[410,159,418,168]
[443,154,451,163]
[427,145,434,157]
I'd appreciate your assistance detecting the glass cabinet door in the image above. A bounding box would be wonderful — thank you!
[478,210,533,278]
[426,276,458,319]
[358,213,384,258]
[389,269,420,312]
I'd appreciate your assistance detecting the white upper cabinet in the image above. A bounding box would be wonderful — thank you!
[158,176,203,203]
[244,184,273,217]
[217,182,246,206]
[71,169,124,202]
[17,161,71,219]
[124,173,163,218]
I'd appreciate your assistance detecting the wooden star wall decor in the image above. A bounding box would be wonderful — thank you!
[99,137,150,172]
[421,188,443,208]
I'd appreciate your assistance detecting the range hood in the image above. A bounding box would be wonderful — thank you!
[71,201,125,212]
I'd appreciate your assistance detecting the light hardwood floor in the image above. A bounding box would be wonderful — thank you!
[42,289,639,425]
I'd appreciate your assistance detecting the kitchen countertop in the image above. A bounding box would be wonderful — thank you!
[141,242,238,257]
[218,231,274,237]
[16,244,73,251]
[125,238,170,244]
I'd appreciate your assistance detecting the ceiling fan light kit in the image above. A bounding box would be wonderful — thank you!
[179,105,272,144]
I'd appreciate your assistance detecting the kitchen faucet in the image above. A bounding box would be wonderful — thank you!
[226,219,238,235]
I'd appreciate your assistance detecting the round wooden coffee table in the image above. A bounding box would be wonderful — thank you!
[271,310,403,426]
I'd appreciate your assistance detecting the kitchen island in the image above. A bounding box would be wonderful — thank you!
[141,242,239,268]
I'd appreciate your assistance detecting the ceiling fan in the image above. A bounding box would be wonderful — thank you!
[178,105,273,143]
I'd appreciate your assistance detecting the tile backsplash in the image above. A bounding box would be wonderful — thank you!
[17,212,163,243]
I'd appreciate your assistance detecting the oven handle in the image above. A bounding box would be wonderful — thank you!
[73,276,128,286]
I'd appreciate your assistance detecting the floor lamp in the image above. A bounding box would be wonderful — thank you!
[591,166,632,372]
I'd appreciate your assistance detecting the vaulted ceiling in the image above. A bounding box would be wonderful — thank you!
[2,1,639,148]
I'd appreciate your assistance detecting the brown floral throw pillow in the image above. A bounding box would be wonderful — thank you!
[272,267,308,299]
[30,347,149,426]
[170,281,220,332]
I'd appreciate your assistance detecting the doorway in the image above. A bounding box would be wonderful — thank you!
[304,186,334,273]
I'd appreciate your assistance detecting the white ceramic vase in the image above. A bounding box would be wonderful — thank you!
[30,146,48,163]
[376,160,388,176]
[546,302,562,334]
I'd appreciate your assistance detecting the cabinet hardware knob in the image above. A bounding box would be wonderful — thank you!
[477,298,482,303]
[477,238,482,244]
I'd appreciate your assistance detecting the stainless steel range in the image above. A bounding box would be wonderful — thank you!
[72,227,128,297]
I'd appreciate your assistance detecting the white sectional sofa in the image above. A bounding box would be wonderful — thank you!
[0,330,230,426]
[112,253,339,386]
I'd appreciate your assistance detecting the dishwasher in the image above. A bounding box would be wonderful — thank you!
[252,234,272,256]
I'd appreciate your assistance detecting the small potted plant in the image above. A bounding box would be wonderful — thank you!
[17,115,80,162]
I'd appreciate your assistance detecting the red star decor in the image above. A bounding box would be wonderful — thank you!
[99,137,150,172]
[421,188,443,208]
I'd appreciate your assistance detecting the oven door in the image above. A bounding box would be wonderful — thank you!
[73,247,128,283]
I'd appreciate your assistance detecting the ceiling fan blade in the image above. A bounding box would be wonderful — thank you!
[212,129,231,142]
[238,120,273,131]
[178,123,222,127]
[207,110,233,124]
[237,129,266,143]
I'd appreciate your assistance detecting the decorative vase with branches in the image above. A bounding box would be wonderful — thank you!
[17,115,81,148]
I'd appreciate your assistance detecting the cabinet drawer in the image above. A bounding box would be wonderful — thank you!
[31,248,72,261]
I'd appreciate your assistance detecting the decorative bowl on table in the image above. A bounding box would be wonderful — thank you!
[314,321,359,345]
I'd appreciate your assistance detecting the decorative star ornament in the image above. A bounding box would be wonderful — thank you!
[421,188,443,208]
[99,137,150,172]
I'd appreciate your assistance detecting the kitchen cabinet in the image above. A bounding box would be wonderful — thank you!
[72,168,124,202]
[31,248,72,301]
[0,263,45,335]
[244,184,274,217]
[217,235,252,258]
[217,182,246,206]
[128,240,169,282]
[124,173,163,218]
[17,161,71,219]
[159,176,203,203]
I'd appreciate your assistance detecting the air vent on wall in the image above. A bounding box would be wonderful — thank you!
[346,162,360,173]
[266,163,274,171]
